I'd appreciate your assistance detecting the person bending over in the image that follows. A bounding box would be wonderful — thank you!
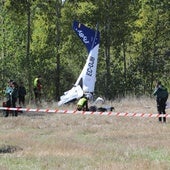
[77,95,89,111]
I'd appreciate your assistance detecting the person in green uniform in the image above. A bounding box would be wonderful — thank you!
[77,95,89,111]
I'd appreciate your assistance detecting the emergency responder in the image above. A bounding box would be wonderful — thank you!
[77,94,89,111]
[153,81,169,123]
[33,75,42,104]
[4,80,13,117]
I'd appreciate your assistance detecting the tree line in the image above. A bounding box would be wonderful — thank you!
[0,0,170,101]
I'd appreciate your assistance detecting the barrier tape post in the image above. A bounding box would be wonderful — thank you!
[0,107,169,118]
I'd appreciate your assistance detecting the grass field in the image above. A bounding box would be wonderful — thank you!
[0,97,170,170]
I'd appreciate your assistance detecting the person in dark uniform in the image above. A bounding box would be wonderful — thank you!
[153,81,169,123]
[18,81,26,107]
[11,81,19,116]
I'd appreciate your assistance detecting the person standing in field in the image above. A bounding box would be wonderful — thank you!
[11,81,19,116]
[4,80,13,117]
[33,75,42,105]
[153,81,169,123]
[18,81,26,107]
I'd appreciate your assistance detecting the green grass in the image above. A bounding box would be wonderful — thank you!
[0,97,170,170]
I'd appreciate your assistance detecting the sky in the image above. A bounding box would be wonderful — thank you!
[62,0,66,4]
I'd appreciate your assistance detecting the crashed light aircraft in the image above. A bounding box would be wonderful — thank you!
[58,21,100,106]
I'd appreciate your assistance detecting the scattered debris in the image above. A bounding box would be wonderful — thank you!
[0,145,23,154]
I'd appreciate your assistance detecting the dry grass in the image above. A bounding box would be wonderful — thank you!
[0,96,170,170]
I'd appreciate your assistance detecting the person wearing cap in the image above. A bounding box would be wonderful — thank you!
[153,81,169,123]
[77,94,89,111]
[5,80,13,96]
[4,80,13,117]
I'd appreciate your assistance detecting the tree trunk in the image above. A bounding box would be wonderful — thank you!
[26,0,32,101]
[56,0,61,101]
[122,41,127,96]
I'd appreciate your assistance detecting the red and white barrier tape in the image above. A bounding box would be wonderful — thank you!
[0,107,169,118]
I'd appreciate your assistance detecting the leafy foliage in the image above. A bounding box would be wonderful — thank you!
[0,0,169,101]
